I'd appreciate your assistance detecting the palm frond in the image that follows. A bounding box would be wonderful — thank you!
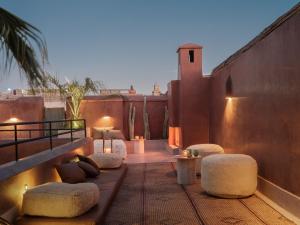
[46,74,103,121]
[0,7,48,87]
[84,77,104,95]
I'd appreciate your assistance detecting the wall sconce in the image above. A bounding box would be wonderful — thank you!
[226,75,233,100]
[9,117,18,123]
[24,184,28,193]
[102,115,110,119]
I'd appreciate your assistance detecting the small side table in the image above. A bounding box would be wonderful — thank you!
[175,156,200,185]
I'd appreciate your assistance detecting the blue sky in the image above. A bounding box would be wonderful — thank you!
[0,0,299,94]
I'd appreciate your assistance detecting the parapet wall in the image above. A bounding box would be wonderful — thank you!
[79,95,168,140]
[209,3,300,206]
[0,97,44,139]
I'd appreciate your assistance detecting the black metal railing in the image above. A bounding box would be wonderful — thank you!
[0,119,86,162]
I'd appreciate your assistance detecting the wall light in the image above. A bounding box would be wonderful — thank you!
[24,184,28,193]
[225,75,233,100]
[102,116,111,119]
[9,117,18,123]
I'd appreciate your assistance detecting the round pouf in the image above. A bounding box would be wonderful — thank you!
[187,144,224,174]
[201,154,257,198]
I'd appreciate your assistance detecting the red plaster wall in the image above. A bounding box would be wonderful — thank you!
[168,80,179,127]
[176,45,210,148]
[0,97,44,139]
[210,11,300,196]
[79,97,124,136]
[78,95,168,140]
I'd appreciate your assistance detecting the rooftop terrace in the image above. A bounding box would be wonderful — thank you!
[1,2,300,225]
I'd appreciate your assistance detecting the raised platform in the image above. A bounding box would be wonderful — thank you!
[17,164,128,225]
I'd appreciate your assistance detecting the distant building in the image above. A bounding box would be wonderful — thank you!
[100,85,137,96]
[128,85,137,95]
[0,88,65,108]
[152,83,161,96]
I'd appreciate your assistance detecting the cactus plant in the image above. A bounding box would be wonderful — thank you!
[163,106,169,139]
[128,103,136,140]
[143,96,150,140]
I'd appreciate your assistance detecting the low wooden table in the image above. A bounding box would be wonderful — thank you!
[175,156,200,185]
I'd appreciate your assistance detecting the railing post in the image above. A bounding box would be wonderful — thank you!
[70,120,73,142]
[83,119,87,138]
[49,122,53,150]
[14,124,18,161]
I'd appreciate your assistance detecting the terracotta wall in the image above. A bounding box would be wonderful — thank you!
[168,80,179,127]
[0,97,44,139]
[209,10,300,196]
[179,75,210,148]
[0,138,92,217]
[78,95,168,140]
[168,44,210,148]
[79,97,124,136]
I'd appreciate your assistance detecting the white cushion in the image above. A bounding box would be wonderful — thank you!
[187,144,224,174]
[201,154,257,198]
[88,153,123,169]
[22,182,99,218]
[93,139,127,159]
[187,144,224,155]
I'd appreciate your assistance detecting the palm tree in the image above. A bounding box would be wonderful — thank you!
[0,7,47,88]
[47,75,103,128]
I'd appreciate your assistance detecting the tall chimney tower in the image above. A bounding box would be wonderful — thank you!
[176,43,209,148]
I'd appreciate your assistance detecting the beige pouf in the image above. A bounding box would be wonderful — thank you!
[23,182,99,218]
[89,153,123,169]
[201,154,257,198]
[187,144,224,174]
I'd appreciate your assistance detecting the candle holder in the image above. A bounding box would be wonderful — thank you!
[182,150,188,157]
[192,150,199,157]
[104,148,112,154]
[186,149,192,158]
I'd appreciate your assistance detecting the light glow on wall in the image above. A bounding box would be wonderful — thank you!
[168,126,181,147]
[97,115,114,127]
[224,97,236,124]
[9,117,18,123]
[24,184,28,193]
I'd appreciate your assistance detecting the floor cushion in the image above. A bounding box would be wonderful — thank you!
[77,154,100,170]
[88,153,123,169]
[103,130,125,140]
[56,162,86,183]
[22,182,99,218]
[186,144,224,174]
[201,154,257,198]
[77,161,100,178]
